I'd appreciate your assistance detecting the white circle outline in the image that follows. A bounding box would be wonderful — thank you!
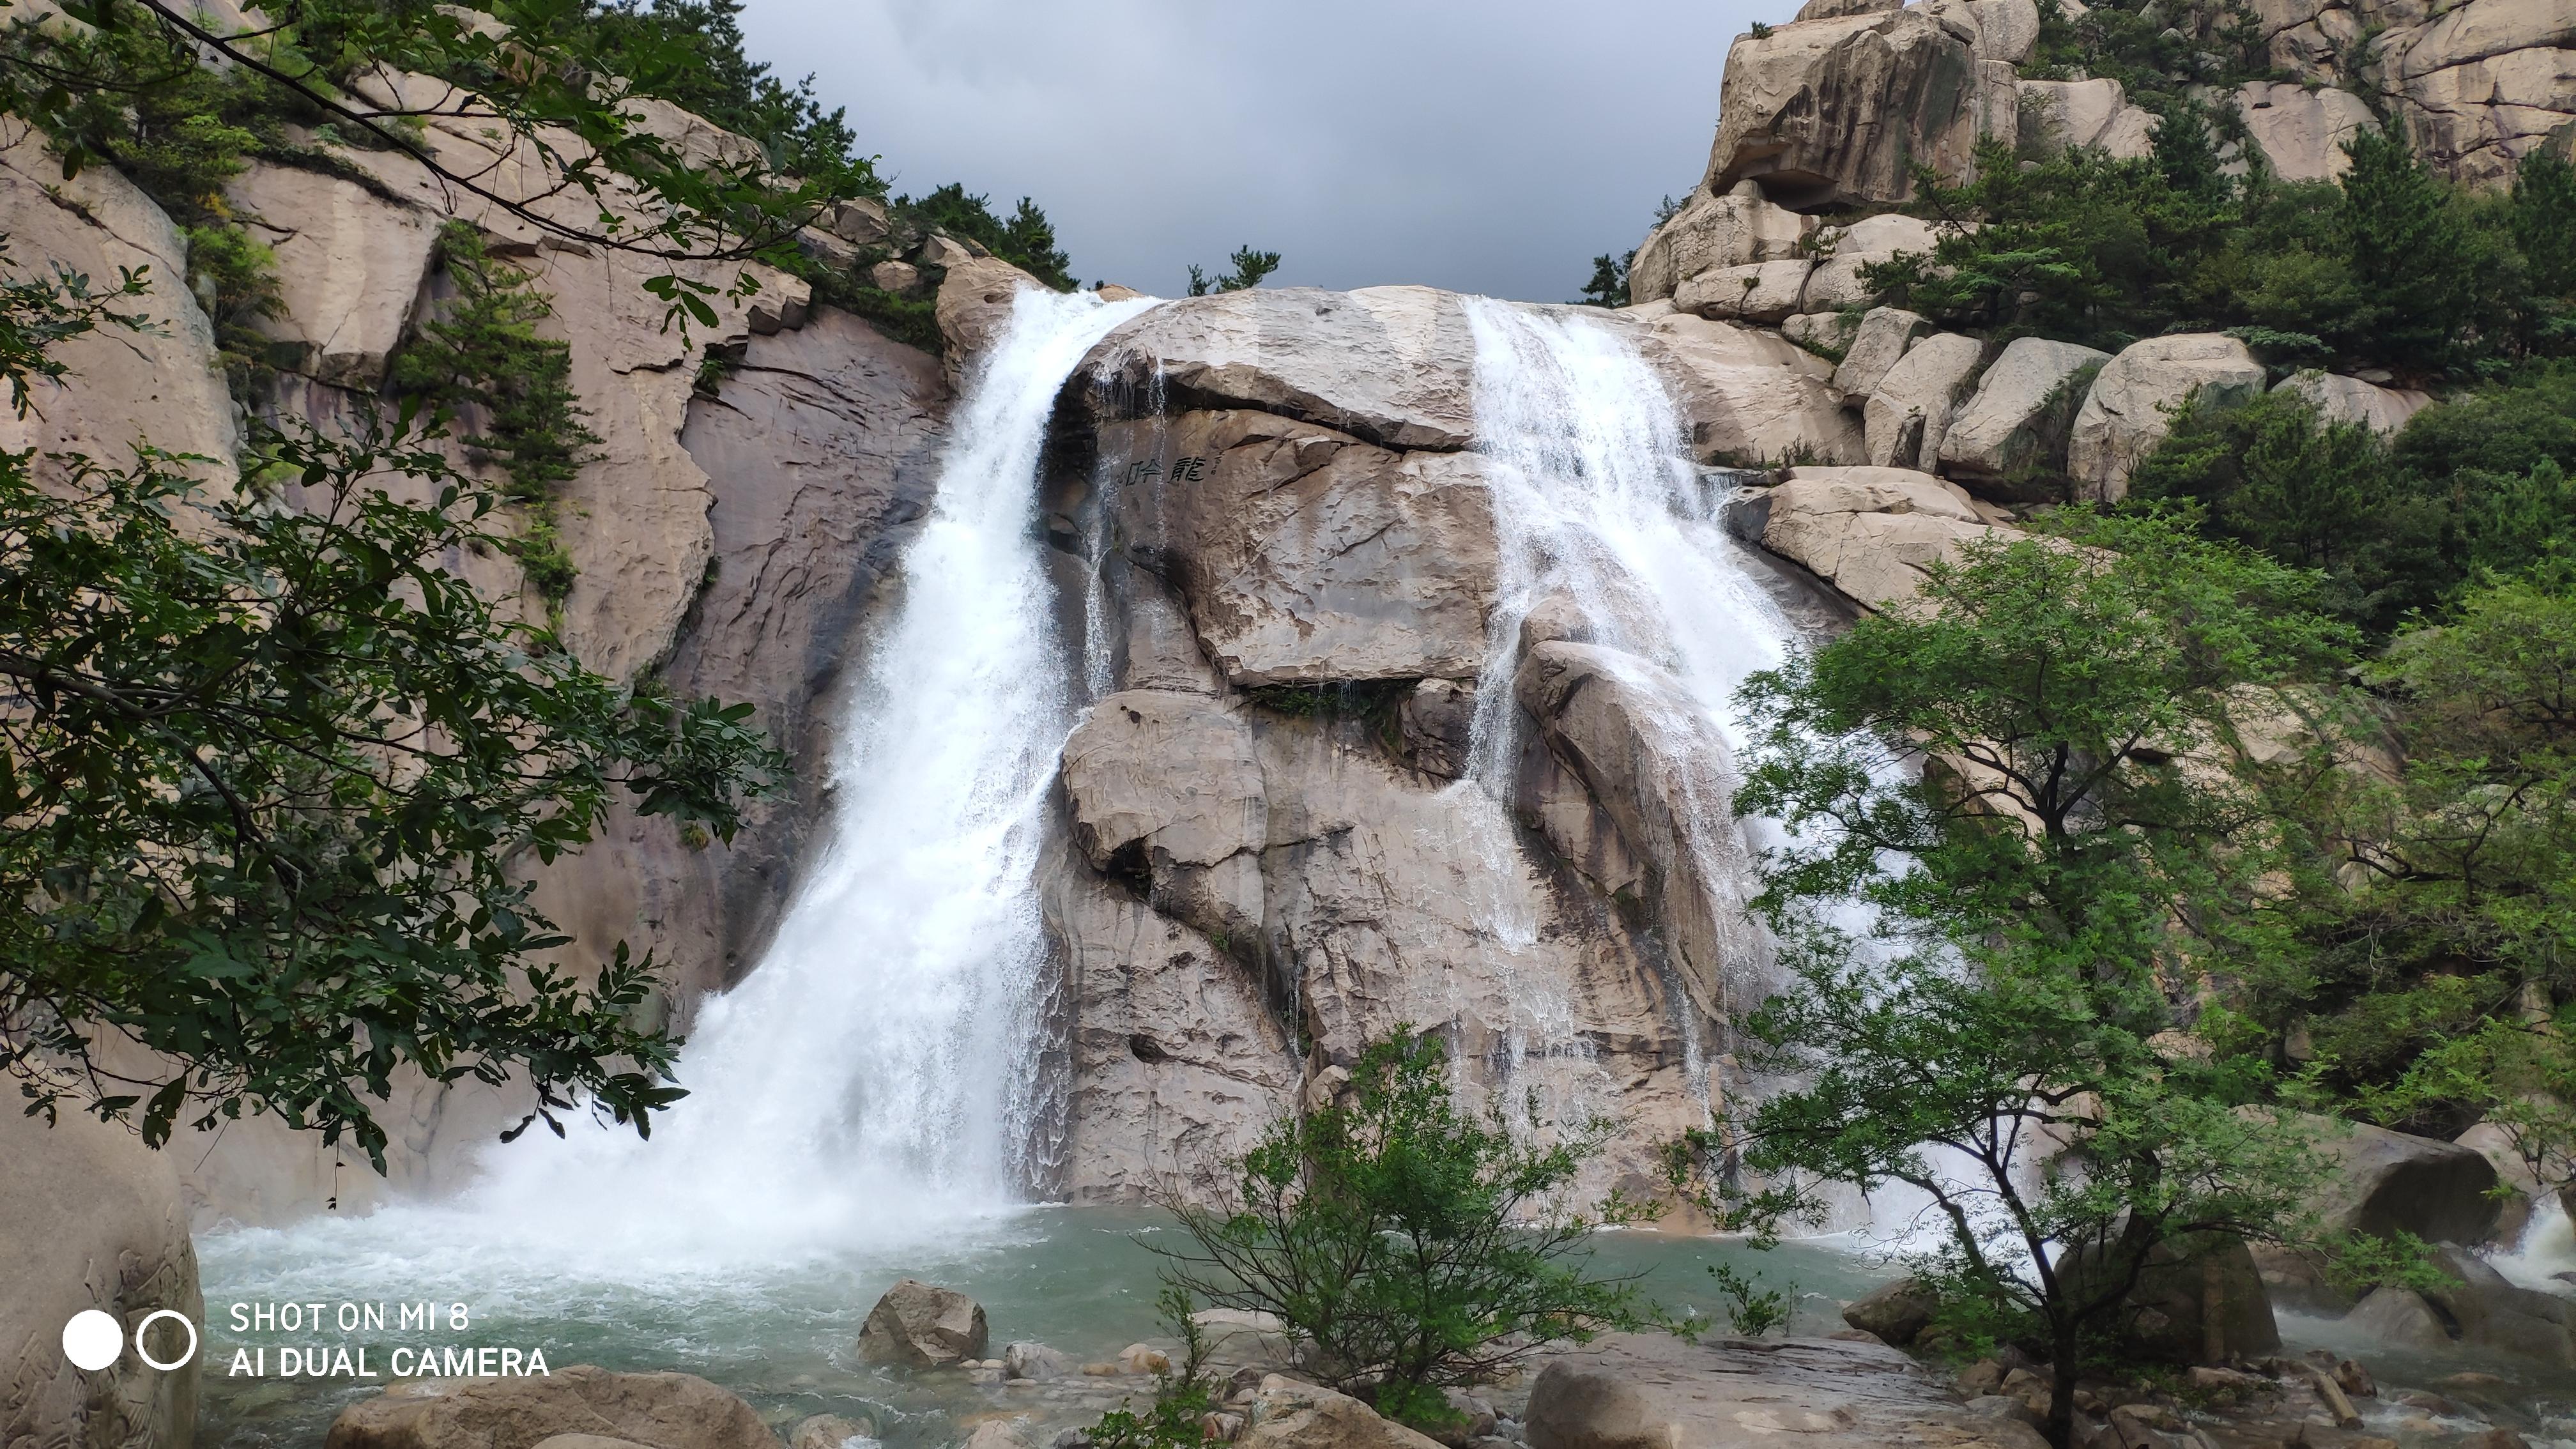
[133,1310,196,1371]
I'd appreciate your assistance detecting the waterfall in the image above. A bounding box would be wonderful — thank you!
[1453,296,1804,1101]
[441,285,1156,1268]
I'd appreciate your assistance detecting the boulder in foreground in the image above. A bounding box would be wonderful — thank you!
[325,1366,776,1449]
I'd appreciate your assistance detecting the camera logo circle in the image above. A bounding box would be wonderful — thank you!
[60,1309,199,1372]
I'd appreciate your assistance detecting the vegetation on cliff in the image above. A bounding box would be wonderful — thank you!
[0,256,781,1160]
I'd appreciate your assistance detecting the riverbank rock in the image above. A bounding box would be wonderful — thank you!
[1936,337,2110,495]
[0,1110,202,1449]
[1190,1310,1300,1369]
[1703,6,1993,210]
[2067,334,2267,500]
[2421,1244,2576,1366]
[325,1367,775,1449]
[857,1280,990,1367]
[2064,1234,2281,1364]
[1004,1343,1075,1382]
[1078,286,1476,452]
[2257,1119,2503,1308]
[1842,1276,1940,1345]
[2346,1287,2455,1350]
[1243,1376,1444,1449]
[1527,1333,2045,1449]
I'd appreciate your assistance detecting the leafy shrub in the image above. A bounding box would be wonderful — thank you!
[1151,1030,1648,1429]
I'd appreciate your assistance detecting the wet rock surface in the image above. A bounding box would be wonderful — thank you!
[325,1367,778,1449]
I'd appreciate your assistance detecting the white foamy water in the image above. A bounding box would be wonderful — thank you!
[227,285,1157,1278]
[1453,298,1803,1087]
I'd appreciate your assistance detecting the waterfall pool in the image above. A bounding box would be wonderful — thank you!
[194,1210,1887,1449]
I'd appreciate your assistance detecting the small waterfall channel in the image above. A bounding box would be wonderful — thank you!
[1452,297,1806,1104]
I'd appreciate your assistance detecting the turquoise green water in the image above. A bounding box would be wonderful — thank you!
[194,1208,1888,1449]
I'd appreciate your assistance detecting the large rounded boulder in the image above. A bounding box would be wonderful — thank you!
[855,1279,988,1367]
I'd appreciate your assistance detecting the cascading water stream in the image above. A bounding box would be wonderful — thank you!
[1452,297,1804,1101]
[460,286,1156,1267]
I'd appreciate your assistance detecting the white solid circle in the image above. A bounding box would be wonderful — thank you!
[134,1310,197,1372]
[61,1310,122,1371]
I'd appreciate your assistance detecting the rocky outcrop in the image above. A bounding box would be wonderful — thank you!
[1078,286,1477,451]
[1514,641,1763,1021]
[1,1111,201,1449]
[1527,1334,2046,1449]
[2274,369,2434,434]
[1629,183,1814,307]
[938,257,1045,381]
[1800,213,1943,314]
[1864,330,1984,470]
[325,1367,775,1449]
[2067,334,2268,501]
[1636,310,1865,466]
[1936,337,2110,495]
[1064,691,1269,946]
[1096,410,1499,686]
[2248,0,2576,188]
[1703,5,2007,210]
[2230,82,2378,181]
[232,160,443,390]
[1733,466,2005,608]
[0,128,236,477]
[1039,838,1300,1204]
[2017,77,2160,158]
[1831,305,1928,397]
[857,1280,990,1367]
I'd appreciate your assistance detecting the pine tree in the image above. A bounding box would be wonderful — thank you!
[2338,117,2473,367]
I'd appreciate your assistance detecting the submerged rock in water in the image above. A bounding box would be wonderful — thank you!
[857,1280,990,1368]
[325,1366,776,1449]
[789,1416,876,1449]
[1004,1343,1074,1382]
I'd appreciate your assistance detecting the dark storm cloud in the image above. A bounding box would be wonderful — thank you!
[738,0,1770,303]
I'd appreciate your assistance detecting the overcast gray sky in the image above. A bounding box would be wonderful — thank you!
[737,0,1775,303]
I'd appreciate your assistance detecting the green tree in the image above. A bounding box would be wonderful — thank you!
[2337,118,2477,369]
[1701,513,2347,1446]
[2273,578,2576,1138]
[2126,385,2443,631]
[905,184,1076,291]
[1577,252,1629,308]
[1151,1031,1645,1430]
[0,256,783,1162]
[1186,245,1283,297]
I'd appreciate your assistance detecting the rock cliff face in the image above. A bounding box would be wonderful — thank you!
[1,99,949,1226]
[1012,285,1808,1202]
